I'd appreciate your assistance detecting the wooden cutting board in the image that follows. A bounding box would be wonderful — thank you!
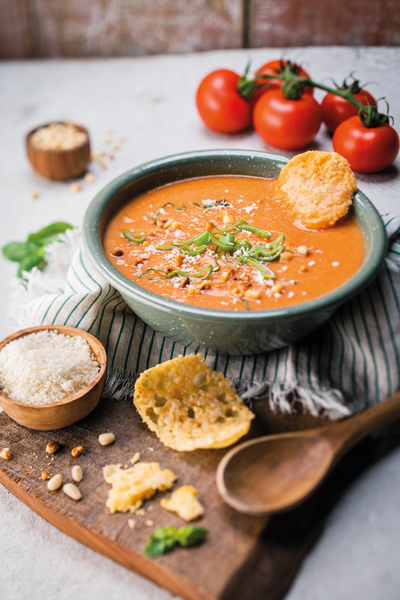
[0,396,375,600]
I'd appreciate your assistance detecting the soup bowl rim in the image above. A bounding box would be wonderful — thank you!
[83,148,387,324]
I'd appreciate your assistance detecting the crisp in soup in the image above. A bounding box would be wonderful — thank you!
[103,176,365,311]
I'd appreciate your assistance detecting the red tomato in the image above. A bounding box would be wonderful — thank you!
[333,116,399,173]
[322,90,376,132]
[253,89,322,151]
[196,69,253,134]
[255,60,313,99]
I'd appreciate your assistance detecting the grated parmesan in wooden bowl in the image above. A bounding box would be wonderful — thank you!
[0,326,107,430]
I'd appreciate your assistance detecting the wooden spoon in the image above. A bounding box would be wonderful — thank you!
[216,391,400,515]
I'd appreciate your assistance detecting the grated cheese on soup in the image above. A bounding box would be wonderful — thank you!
[0,330,99,405]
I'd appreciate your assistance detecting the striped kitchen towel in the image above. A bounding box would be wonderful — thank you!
[8,214,400,419]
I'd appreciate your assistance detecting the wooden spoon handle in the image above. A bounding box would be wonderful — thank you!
[326,390,400,459]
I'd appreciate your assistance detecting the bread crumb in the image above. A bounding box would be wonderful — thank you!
[145,519,154,527]
[70,183,81,193]
[128,518,136,529]
[30,192,38,200]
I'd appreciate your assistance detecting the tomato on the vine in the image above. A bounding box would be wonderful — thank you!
[333,116,399,173]
[254,60,313,99]
[253,89,322,151]
[322,89,376,132]
[196,69,253,134]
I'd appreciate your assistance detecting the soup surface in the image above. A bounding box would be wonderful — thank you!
[103,176,365,311]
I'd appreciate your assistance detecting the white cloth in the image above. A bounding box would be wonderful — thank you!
[9,215,400,419]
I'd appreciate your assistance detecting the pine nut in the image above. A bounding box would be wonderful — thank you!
[47,474,62,491]
[230,286,245,299]
[198,280,212,291]
[46,440,60,454]
[99,432,115,446]
[222,213,234,225]
[297,246,309,256]
[244,289,261,299]
[271,283,284,294]
[280,252,293,262]
[175,255,184,267]
[188,285,199,296]
[170,221,180,231]
[299,265,308,273]
[219,270,231,283]
[71,446,83,458]
[0,448,11,460]
[41,471,49,480]
[72,465,83,482]
[63,483,82,501]
[164,218,174,229]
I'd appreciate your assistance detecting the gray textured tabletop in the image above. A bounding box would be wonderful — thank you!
[1,47,400,600]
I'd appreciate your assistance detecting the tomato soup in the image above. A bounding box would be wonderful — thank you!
[103,176,365,311]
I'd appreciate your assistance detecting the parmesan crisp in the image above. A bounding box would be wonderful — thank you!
[276,151,357,229]
[133,354,254,451]
[160,485,204,521]
[103,462,177,514]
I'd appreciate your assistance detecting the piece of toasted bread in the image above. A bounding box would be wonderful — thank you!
[133,354,255,451]
[277,151,357,229]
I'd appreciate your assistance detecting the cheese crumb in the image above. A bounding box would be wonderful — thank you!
[160,485,204,521]
[130,452,141,465]
[128,519,137,529]
[0,330,99,405]
[103,462,177,514]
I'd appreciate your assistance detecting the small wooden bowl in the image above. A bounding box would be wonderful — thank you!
[26,122,91,180]
[0,326,107,431]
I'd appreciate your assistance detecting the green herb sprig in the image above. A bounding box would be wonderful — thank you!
[2,222,74,278]
[144,526,208,557]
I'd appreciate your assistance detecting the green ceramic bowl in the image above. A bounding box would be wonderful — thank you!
[83,149,386,355]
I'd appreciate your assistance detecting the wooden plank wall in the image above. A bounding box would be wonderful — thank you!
[0,0,399,59]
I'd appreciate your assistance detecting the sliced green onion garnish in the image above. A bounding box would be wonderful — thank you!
[172,231,210,247]
[237,224,271,238]
[238,257,276,279]
[152,202,186,222]
[123,230,146,243]
[136,268,166,280]
[149,264,213,281]
[179,244,207,256]
[155,244,173,250]
[242,299,250,311]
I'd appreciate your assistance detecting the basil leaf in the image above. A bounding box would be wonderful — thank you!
[144,526,208,557]
[176,526,208,547]
[144,527,178,557]
[2,221,74,278]
[17,254,46,277]
[28,222,73,245]
[2,241,39,263]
